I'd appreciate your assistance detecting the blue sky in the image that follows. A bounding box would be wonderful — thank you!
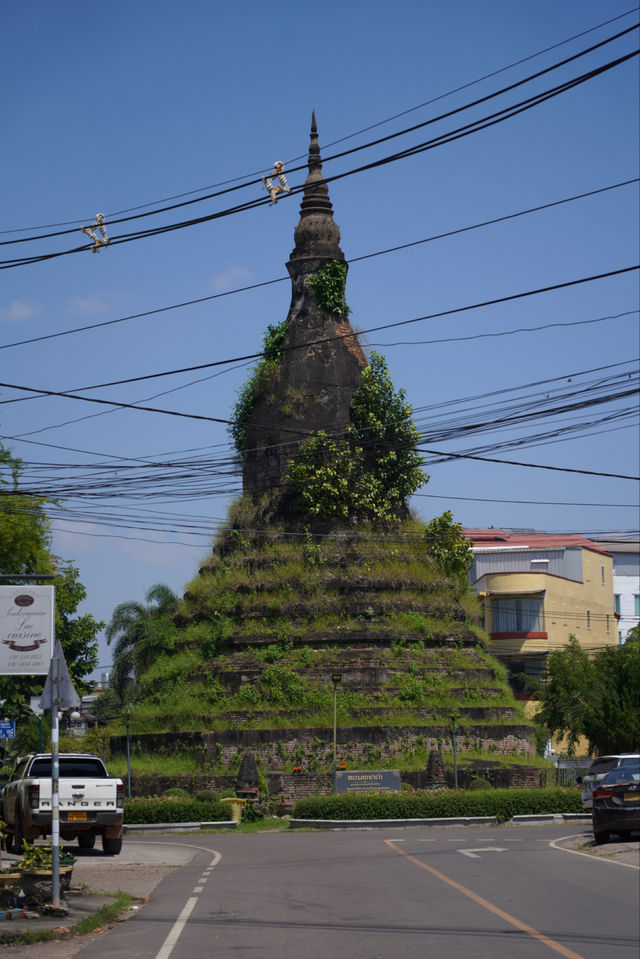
[2,1,638,679]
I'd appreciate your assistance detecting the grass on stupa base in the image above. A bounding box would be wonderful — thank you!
[128,649,517,731]
[111,514,533,752]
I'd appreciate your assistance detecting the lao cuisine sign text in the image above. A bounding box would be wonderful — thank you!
[336,770,401,793]
[0,586,53,675]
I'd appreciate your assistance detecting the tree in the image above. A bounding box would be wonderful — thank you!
[424,511,473,580]
[580,637,640,754]
[286,352,427,524]
[54,563,103,687]
[0,443,53,576]
[106,584,179,699]
[0,444,102,720]
[536,634,640,756]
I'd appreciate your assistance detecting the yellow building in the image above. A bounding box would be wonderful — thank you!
[464,529,618,683]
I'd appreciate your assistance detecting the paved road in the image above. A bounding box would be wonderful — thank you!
[71,826,639,959]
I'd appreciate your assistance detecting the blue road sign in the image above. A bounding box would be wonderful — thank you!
[0,721,16,739]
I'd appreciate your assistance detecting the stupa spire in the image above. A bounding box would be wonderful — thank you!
[287,112,344,277]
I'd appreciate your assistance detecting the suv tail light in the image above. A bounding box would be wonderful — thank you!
[116,783,124,809]
[29,783,40,810]
[592,787,611,800]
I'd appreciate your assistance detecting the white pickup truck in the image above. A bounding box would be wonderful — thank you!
[2,752,124,855]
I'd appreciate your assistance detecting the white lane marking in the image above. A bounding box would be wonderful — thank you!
[193,886,204,893]
[418,839,435,842]
[548,834,640,870]
[459,847,508,859]
[153,849,222,959]
[505,839,524,842]
[155,897,198,959]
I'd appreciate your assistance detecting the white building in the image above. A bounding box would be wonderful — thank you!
[591,536,639,643]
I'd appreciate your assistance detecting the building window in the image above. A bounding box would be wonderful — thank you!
[614,594,621,614]
[601,566,605,584]
[635,595,640,618]
[493,596,543,633]
[587,610,591,628]
[606,615,610,632]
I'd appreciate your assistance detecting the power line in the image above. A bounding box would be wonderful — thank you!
[4,7,636,236]
[1,177,636,352]
[415,492,639,508]
[3,264,635,399]
[5,357,636,461]
[2,43,637,268]
[0,272,637,486]
[418,446,639,480]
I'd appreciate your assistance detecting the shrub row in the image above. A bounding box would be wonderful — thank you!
[124,798,232,824]
[292,788,581,823]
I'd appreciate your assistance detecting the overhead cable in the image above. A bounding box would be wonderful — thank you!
[3,8,636,235]
[2,43,637,269]
[3,264,635,399]
[1,177,636,352]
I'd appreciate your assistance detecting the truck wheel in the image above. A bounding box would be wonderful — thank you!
[102,835,122,856]
[78,832,96,849]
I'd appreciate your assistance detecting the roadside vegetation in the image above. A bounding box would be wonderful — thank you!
[534,629,640,755]
[292,787,582,822]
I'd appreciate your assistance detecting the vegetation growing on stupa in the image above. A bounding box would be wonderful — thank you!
[286,353,426,524]
[96,524,531,739]
[229,320,288,456]
[305,259,350,317]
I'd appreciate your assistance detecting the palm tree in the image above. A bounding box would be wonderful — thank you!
[106,584,179,698]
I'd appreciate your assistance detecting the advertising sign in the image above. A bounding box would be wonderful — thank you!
[336,769,401,794]
[0,586,54,675]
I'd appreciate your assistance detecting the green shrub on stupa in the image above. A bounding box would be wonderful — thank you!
[286,352,427,524]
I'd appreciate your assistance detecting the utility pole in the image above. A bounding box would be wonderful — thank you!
[332,674,342,793]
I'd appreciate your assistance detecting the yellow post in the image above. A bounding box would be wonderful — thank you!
[220,797,246,823]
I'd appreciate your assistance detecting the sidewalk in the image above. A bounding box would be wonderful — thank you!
[0,847,188,950]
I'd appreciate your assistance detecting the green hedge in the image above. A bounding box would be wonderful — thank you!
[292,788,581,823]
[124,798,232,824]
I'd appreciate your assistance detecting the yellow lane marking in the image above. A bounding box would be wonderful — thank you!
[385,839,584,959]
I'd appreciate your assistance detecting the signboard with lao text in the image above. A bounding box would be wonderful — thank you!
[336,769,401,794]
[0,721,16,739]
[0,586,54,675]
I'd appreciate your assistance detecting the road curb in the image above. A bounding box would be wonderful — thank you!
[120,813,589,834]
[123,820,236,834]
[289,816,499,830]
[510,814,591,825]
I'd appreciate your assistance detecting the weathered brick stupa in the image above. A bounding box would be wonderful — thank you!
[111,117,537,799]
[242,113,366,504]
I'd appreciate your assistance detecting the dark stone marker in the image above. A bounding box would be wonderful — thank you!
[237,751,259,789]
[425,749,447,789]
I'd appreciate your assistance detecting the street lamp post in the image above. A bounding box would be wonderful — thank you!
[332,674,342,793]
[121,706,133,798]
[451,715,458,789]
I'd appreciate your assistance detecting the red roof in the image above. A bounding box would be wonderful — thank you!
[463,529,612,556]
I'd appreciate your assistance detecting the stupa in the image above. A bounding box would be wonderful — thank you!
[242,114,366,504]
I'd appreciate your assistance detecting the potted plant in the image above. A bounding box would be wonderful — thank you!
[17,841,76,902]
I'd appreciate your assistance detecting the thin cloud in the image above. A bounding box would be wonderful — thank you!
[67,294,110,315]
[0,299,41,323]
[211,265,252,291]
